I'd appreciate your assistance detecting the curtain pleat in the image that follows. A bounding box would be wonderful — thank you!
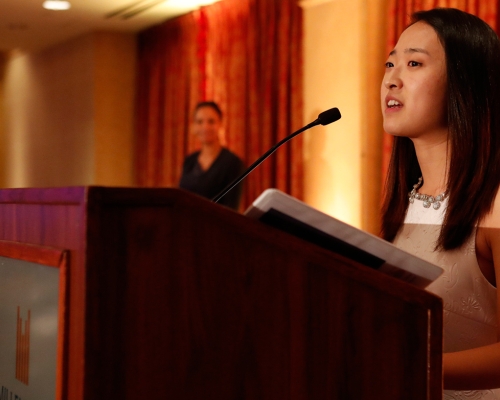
[136,13,202,187]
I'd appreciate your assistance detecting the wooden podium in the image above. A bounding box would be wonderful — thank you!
[0,187,442,399]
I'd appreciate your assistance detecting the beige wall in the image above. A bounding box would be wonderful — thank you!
[0,53,7,187]
[302,0,387,233]
[93,32,136,186]
[2,32,136,188]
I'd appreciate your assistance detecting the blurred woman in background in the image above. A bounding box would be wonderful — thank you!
[179,101,244,211]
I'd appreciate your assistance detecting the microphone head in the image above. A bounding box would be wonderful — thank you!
[318,108,341,126]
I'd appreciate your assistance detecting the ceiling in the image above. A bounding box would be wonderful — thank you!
[0,0,217,52]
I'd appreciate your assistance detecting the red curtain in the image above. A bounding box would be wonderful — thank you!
[136,0,303,208]
[382,0,499,181]
[136,13,201,187]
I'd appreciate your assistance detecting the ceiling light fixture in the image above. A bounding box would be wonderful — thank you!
[43,1,71,11]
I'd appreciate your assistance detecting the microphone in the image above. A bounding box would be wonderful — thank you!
[212,107,341,204]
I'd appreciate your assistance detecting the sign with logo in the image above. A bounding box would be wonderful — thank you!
[0,255,60,400]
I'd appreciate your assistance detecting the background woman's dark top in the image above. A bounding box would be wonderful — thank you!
[179,148,244,210]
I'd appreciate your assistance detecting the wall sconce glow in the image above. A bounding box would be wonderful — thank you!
[197,0,221,5]
[43,1,71,10]
[166,0,221,7]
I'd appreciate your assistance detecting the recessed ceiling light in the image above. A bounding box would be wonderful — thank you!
[43,1,71,11]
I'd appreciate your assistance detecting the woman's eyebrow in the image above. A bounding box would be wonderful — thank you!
[389,47,430,56]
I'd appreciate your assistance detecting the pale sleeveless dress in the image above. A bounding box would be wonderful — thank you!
[393,198,500,399]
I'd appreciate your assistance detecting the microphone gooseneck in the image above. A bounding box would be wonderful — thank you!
[212,107,342,204]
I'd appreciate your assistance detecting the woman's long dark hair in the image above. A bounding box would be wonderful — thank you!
[381,8,500,250]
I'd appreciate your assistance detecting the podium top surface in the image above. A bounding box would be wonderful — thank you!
[0,186,183,205]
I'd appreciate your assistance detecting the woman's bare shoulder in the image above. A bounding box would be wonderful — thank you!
[477,188,500,287]
[480,188,500,229]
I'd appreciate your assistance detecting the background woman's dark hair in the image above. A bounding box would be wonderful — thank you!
[194,101,223,120]
[381,8,500,249]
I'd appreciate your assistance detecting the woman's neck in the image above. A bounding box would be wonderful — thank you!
[412,136,449,196]
[200,141,222,157]
[197,142,222,171]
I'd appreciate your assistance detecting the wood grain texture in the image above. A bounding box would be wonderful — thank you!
[0,239,66,267]
[0,187,442,399]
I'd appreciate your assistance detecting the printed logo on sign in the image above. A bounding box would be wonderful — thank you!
[16,307,30,386]
[0,385,22,400]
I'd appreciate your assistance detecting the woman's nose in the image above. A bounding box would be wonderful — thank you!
[384,70,402,89]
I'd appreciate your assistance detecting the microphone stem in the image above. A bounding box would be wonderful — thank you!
[212,120,319,204]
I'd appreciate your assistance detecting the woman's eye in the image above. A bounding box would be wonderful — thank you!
[385,61,394,68]
[408,61,421,67]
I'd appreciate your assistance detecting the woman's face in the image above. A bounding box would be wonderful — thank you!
[193,106,222,145]
[381,21,448,142]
